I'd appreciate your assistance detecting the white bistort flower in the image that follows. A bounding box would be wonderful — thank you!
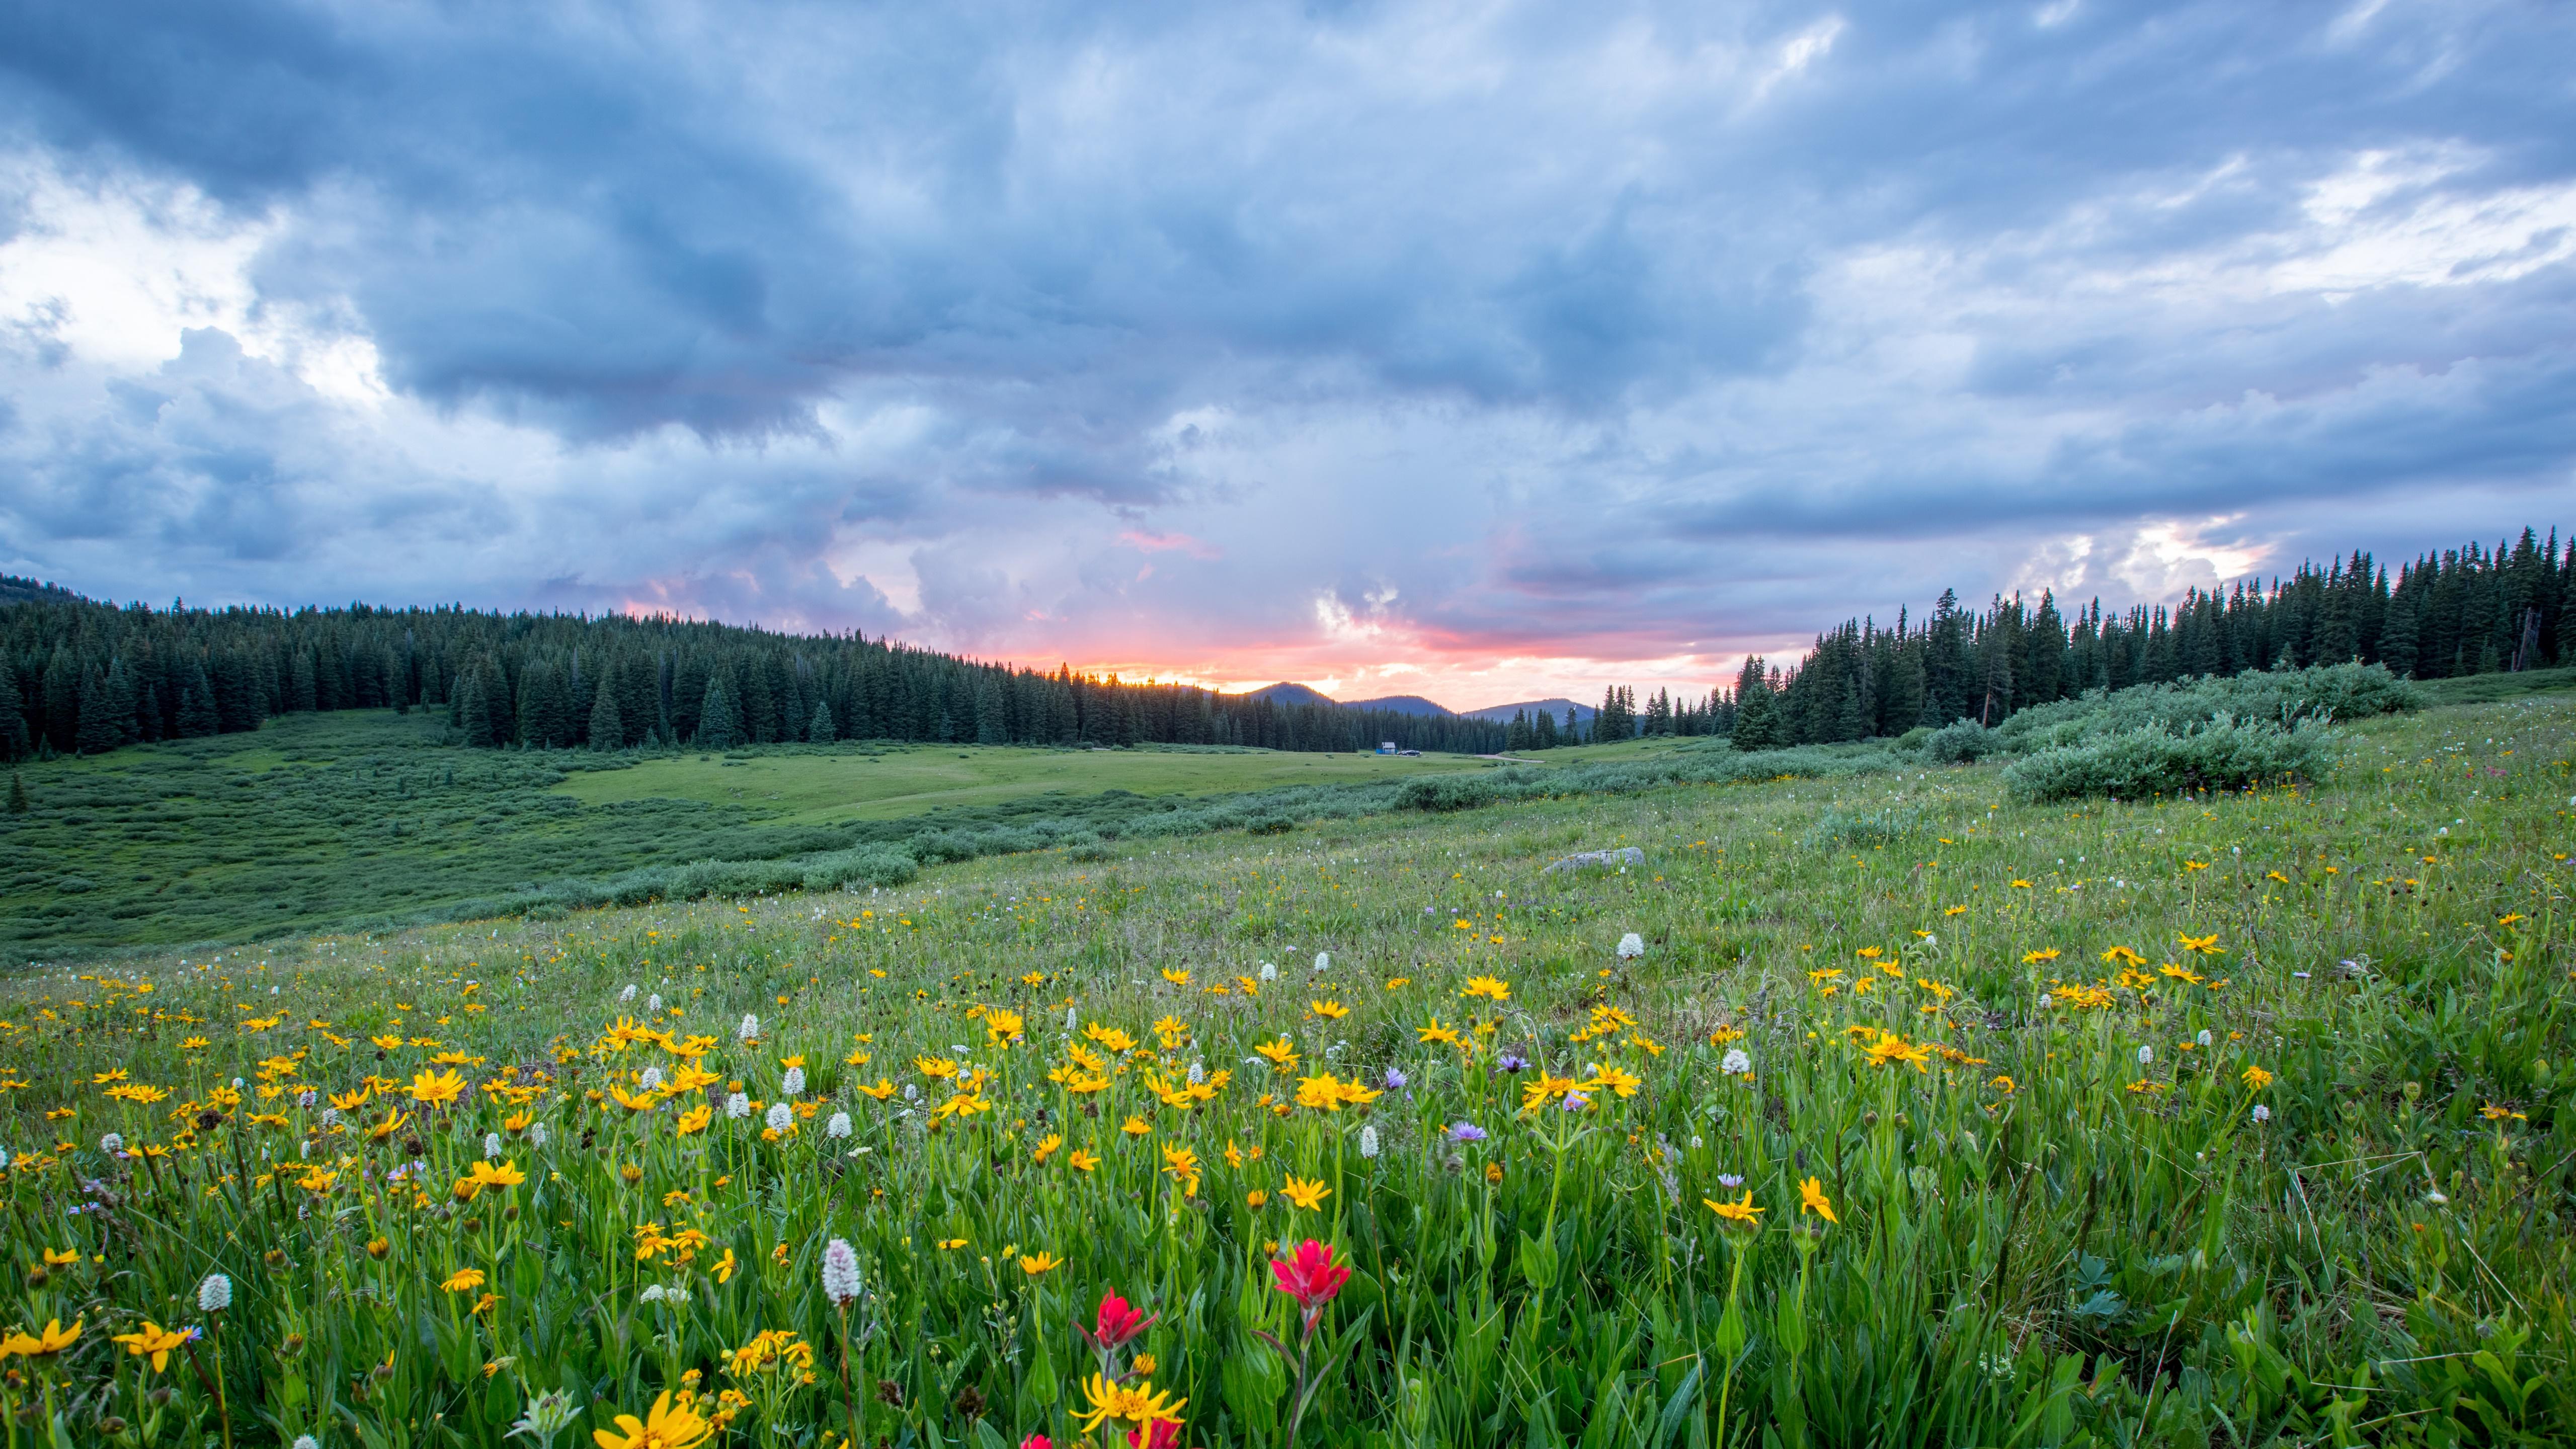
[293,1436,321,1449]
[737,1014,761,1043]
[198,1272,232,1312]
[530,1122,549,1148]
[647,993,663,1014]
[2137,1044,2154,1066]
[1313,951,1330,973]
[1357,1125,1380,1159]
[1617,933,1645,960]
[822,1238,862,1305]
[826,1111,853,1139]
[100,1132,125,1153]
[638,1067,665,1092]
[619,984,637,1003]
[764,1102,793,1133]
[1259,961,1278,982]
[782,1066,806,1097]
[1720,1048,1752,1076]
[484,1133,503,1159]
[725,1092,751,1119]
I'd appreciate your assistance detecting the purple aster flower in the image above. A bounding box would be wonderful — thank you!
[1448,1121,1488,1144]
[1498,1053,1530,1073]
[1717,1173,1744,1189]
[1384,1067,1409,1091]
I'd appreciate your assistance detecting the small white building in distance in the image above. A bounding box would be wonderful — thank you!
[1378,741,1397,754]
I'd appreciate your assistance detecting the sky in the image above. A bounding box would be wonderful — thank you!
[2,1,2572,712]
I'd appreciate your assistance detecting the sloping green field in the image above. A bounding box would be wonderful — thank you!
[548,740,1483,823]
[0,713,1493,953]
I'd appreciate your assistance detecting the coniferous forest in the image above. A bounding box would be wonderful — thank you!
[2,527,2567,764]
[0,600,1508,762]
[1573,527,2570,750]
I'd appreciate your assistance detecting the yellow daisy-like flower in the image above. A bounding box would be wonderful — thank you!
[590,1390,713,1449]
[1279,1175,1330,1211]
[1704,1191,1763,1228]
[1797,1176,1837,1225]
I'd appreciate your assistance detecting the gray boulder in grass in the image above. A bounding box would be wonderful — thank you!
[1542,846,1644,874]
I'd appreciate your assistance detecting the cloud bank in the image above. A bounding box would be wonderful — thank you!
[3,0,2570,708]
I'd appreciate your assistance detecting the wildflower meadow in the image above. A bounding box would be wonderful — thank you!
[1,694,2569,1448]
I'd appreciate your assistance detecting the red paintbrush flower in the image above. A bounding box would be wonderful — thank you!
[1082,1291,1156,1352]
[1021,1436,1055,1449]
[1268,1239,1351,1312]
[1125,1419,1181,1449]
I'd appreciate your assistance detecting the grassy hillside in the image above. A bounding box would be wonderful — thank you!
[549,737,1483,824]
[0,711,1487,954]
[0,693,2566,1446]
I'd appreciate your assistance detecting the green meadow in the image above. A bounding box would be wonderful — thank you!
[549,739,1483,824]
[0,713,1488,955]
[0,687,2567,1447]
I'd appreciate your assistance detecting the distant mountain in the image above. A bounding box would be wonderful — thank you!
[1241,683,1590,725]
[1342,694,1455,717]
[1240,681,1341,710]
[1463,697,1594,725]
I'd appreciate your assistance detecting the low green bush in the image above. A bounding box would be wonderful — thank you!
[1920,719,2000,764]
[2002,717,2334,802]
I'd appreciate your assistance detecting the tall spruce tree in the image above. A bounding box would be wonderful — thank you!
[697,668,746,749]
[456,674,495,748]
[0,666,27,761]
[808,700,835,743]
[75,668,123,755]
[587,682,624,751]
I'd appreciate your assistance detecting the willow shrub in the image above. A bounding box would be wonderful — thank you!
[2002,718,2335,802]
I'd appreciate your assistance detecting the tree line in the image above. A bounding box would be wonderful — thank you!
[1501,526,2570,751]
[1717,527,2572,750]
[0,603,1508,761]
[3,525,2565,764]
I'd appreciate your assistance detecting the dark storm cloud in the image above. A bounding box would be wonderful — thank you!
[1,0,2571,683]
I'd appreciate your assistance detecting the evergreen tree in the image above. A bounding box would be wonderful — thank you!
[1730,657,1786,752]
[698,668,746,749]
[75,668,123,755]
[6,771,24,813]
[176,683,220,739]
[290,649,319,712]
[974,675,1005,745]
[516,659,576,747]
[457,674,496,748]
[588,682,624,751]
[1534,709,1558,749]
[0,666,27,761]
[40,647,78,752]
[808,700,835,743]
